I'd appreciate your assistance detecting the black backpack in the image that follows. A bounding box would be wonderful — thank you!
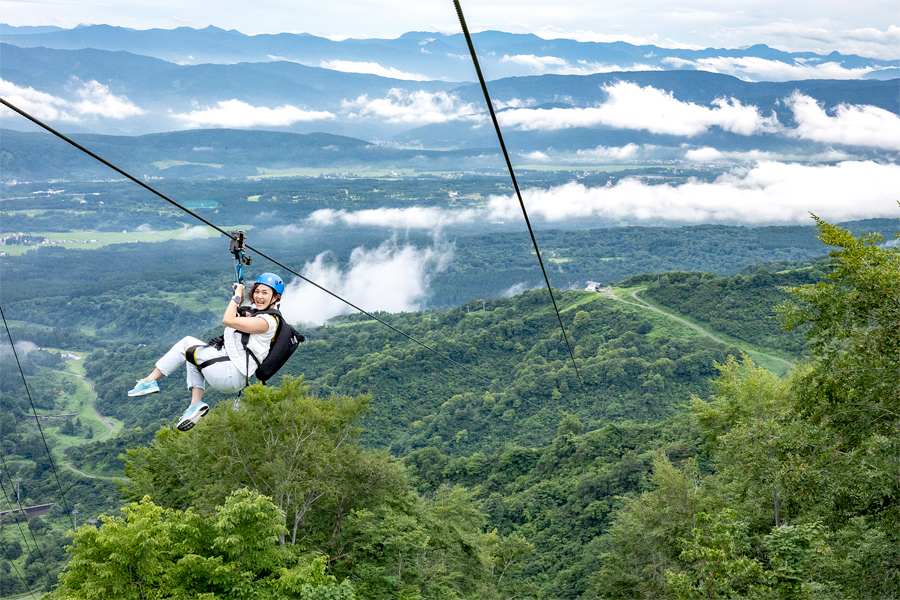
[238,306,304,384]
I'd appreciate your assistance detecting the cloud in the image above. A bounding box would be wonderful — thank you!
[483,161,900,224]
[493,98,537,110]
[520,150,550,161]
[575,143,644,161]
[498,81,780,135]
[279,238,453,325]
[662,56,881,82]
[307,206,482,229]
[172,99,334,128]
[298,161,900,227]
[319,59,430,81]
[683,146,855,163]
[501,54,568,71]
[503,282,531,297]
[0,77,143,123]
[785,93,900,151]
[500,53,661,75]
[69,79,146,118]
[342,89,482,124]
[181,226,211,239]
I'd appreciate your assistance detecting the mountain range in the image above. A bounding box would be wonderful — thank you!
[1,24,897,164]
[2,24,896,82]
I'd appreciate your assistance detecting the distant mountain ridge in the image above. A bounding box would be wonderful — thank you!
[0,128,502,180]
[1,26,897,166]
[2,24,895,82]
[2,42,897,152]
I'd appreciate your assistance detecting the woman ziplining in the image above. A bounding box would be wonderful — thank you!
[127,272,300,431]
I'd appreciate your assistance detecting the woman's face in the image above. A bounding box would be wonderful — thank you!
[253,284,274,309]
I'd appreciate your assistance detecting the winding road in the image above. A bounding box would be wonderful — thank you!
[79,374,116,439]
[61,374,122,480]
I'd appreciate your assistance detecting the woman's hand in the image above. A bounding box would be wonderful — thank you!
[232,283,246,303]
[224,283,270,333]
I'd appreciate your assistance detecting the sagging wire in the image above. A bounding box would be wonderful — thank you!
[1,543,39,599]
[451,0,585,388]
[0,97,520,396]
[0,454,55,590]
[0,304,76,532]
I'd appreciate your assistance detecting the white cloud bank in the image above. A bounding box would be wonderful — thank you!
[0,78,144,123]
[307,206,483,229]
[501,53,661,75]
[662,56,883,82]
[786,93,900,151]
[498,81,780,136]
[303,161,900,227]
[172,99,334,128]
[342,89,481,124]
[279,238,452,326]
[319,59,430,81]
[489,86,898,152]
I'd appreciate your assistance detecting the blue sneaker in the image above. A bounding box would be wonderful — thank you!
[176,402,209,432]
[127,379,159,397]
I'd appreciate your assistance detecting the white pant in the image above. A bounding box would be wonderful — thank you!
[156,336,246,393]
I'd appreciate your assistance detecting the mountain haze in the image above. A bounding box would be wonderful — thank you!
[2,25,895,81]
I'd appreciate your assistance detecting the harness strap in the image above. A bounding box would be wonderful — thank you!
[185,345,231,372]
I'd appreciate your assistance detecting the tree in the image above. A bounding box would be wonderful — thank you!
[557,413,584,438]
[49,489,354,600]
[121,377,498,599]
[665,509,765,600]
[778,216,900,443]
[123,377,372,544]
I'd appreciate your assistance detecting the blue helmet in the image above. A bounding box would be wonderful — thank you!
[255,272,285,295]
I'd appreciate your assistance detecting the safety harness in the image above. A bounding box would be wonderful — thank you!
[183,231,303,411]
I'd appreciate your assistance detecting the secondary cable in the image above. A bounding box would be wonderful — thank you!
[451,0,584,387]
[0,304,76,532]
[1,544,39,600]
[0,455,55,590]
[0,97,517,393]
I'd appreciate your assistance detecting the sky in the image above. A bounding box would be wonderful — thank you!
[2,0,898,59]
[2,0,899,322]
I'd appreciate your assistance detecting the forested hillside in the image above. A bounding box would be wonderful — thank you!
[2,220,897,599]
[79,288,743,456]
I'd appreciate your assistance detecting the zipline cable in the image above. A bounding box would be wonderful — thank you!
[1,543,39,600]
[0,304,76,532]
[0,455,55,590]
[451,0,584,388]
[0,97,517,393]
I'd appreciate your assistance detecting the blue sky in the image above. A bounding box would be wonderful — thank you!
[1,0,898,59]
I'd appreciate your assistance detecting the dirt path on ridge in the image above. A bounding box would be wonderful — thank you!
[599,287,794,369]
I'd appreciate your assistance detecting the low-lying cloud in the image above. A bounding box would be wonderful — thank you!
[498,81,780,136]
[279,238,452,326]
[575,143,645,161]
[173,99,334,128]
[342,89,481,124]
[319,60,430,81]
[307,207,482,229]
[786,93,900,151]
[302,161,900,227]
[662,56,882,82]
[501,54,661,75]
[0,77,144,123]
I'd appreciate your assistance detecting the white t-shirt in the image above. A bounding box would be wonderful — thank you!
[223,314,278,376]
